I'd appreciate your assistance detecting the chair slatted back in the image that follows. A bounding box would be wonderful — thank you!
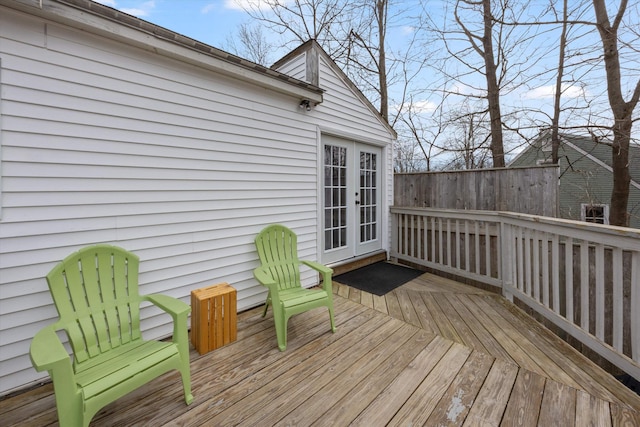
[254,225,301,291]
[46,245,142,365]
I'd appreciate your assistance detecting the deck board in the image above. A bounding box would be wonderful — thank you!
[3,271,640,426]
[275,322,424,426]
[501,369,546,427]
[311,330,437,427]
[349,336,454,426]
[338,271,640,412]
[537,380,577,427]
[424,349,496,425]
[387,342,472,426]
[463,358,519,426]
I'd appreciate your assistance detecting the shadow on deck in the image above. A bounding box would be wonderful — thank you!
[2,272,640,426]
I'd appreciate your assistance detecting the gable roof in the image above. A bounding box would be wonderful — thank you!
[563,134,639,178]
[5,0,323,104]
[511,130,640,190]
[560,133,640,190]
[273,40,397,138]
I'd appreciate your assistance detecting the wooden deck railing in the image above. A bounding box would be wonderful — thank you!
[391,207,640,381]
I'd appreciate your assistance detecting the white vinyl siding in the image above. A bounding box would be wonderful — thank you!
[0,9,322,394]
[1,7,396,396]
[273,51,308,82]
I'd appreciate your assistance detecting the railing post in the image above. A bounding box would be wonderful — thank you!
[390,209,398,263]
[500,219,514,302]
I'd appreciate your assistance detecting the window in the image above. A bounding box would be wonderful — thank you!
[581,204,609,225]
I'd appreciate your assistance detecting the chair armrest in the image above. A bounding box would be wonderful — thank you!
[30,325,71,373]
[253,267,279,300]
[301,260,333,275]
[144,294,190,347]
[145,294,191,317]
[301,261,333,293]
[253,267,277,289]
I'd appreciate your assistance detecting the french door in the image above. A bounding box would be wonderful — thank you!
[322,135,382,264]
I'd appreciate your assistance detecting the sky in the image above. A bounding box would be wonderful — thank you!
[90,0,599,103]
[92,0,639,168]
[93,1,256,49]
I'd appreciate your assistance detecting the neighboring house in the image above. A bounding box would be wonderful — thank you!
[509,130,640,229]
[0,0,396,394]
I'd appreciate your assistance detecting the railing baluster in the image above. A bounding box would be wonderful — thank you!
[455,220,461,270]
[525,228,532,296]
[542,232,550,307]
[431,216,436,264]
[484,222,491,278]
[410,214,415,259]
[551,234,559,313]
[417,214,420,258]
[565,237,574,323]
[403,213,409,257]
[612,248,623,352]
[438,217,443,265]
[446,219,451,267]
[475,221,480,275]
[632,251,639,364]
[517,227,524,292]
[465,220,470,273]
[595,243,605,341]
[580,241,589,331]
[533,229,540,302]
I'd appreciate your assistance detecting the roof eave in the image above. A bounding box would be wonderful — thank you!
[3,0,324,104]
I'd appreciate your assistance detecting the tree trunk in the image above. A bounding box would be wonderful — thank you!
[482,0,505,167]
[593,0,640,227]
[376,0,388,122]
[551,0,568,164]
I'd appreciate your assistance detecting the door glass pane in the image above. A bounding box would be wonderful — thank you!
[359,151,377,244]
[324,145,348,251]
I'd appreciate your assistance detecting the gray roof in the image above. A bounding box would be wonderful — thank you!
[559,133,640,186]
[18,0,324,96]
[509,131,640,227]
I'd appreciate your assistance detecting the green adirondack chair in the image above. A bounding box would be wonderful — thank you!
[30,244,193,427]
[254,224,336,351]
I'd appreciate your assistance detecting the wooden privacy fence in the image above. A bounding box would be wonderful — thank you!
[394,165,559,217]
[390,206,640,381]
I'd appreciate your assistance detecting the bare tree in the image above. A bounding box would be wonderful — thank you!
[592,0,640,227]
[239,0,353,47]
[429,0,543,168]
[551,0,569,164]
[347,0,391,121]
[443,101,492,170]
[450,0,507,167]
[225,23,274,65]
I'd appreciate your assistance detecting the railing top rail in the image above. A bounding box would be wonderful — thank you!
[391,206,640,250]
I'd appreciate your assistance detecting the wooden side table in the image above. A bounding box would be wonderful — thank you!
[190,283,237,354]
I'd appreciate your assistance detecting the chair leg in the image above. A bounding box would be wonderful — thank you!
[262,292,271,318]
[275,313,288,351]
[328,306,336,333]
[52,386,84,427]
[180,365,194,405]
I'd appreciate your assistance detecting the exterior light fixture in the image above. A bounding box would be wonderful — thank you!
[299,99,312,111]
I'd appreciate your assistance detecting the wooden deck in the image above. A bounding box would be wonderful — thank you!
[3,272,640,426]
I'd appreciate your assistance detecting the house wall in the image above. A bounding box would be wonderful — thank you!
[0,7,392,395]
[274,49,395,258]
[510,137,640,229]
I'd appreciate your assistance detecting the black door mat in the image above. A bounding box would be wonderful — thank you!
[333,262,423,296]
